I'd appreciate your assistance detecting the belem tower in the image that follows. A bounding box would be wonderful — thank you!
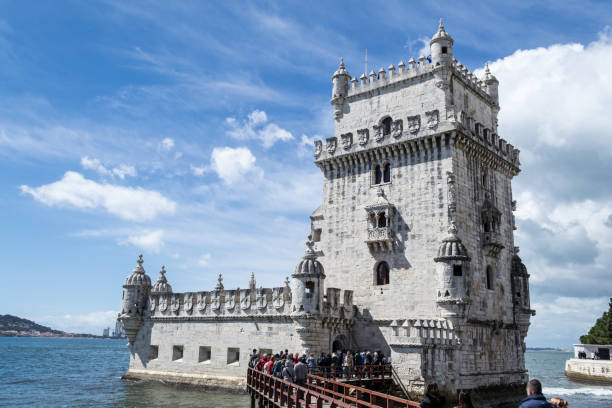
[118,20,536,404]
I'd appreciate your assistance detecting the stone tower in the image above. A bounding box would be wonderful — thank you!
[310,20,535,403]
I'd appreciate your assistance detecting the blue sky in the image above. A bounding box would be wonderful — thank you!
[2,1,612,347]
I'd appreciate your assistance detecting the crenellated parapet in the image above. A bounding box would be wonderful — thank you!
[388,318,459,348]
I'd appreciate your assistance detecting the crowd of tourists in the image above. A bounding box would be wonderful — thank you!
[248,348,391,384]
[420,379,568,408]
[248,349,569,408]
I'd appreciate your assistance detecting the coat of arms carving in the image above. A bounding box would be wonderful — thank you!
[341,132,353,150]
[159,295,168,312]
[184,293,193,313]
[373,124,384,142]
[197,293,207,312]
[171,295,180,314]
[391,119,403,139]
[314,140,322,158]
[149,296,156,312]
[407,115,420,134]
[241,294,251,310]
[226,293,236,311]
[326,137,337,155]
[426,110,439,129]
[357,128,369,146]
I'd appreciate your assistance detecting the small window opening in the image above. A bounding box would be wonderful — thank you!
[516,291,521,297]
[442,47,448,54]
[486,266,494,290]
[198,346,211,363]
[376,262,390,285]
[383,163,391,183]
[172,345,184,361]
[377,212,387,228]
[304,281,314,297]
[312,228,322,242]
[149,345,159,360]
[382,117,392,136]
[374,164,382,184]
[227,347,240,365]
[453,265,463,277]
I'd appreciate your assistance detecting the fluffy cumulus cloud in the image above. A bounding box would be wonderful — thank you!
[20,171,176,222]
[210,146,262,184]
[482,27,612,345]
[226,109,293,148]
[81,156,136,179]
[159,137,175,151]
[123,229,165,253]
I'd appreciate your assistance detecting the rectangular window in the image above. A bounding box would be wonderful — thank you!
[149,345,159,360]
[198,346,211,363]
[453,265,463,277]
[227,347,240,365]
[442,47,448,54]
[172,345,184,361]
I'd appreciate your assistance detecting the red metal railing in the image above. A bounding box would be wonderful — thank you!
[308,364,393,381]
[247,367,420,408]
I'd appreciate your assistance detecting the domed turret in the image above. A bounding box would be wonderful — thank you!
[331,58,350,119]
[291,239,325,315]
[434,223,471,317]
[511,247,531,310]
[119,254,152,345]
[151,265,172,294]
[430,19,454,67]
[484,62,499,104]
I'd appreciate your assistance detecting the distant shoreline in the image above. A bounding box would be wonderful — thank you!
[526,347,571,352]
[0,331,125,339]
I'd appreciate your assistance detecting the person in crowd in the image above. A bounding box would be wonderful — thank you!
[307,352,316,374]
[549,397,569,407]
[264,355,275,375]
[294,357,307,387]
[452,391,473,408]
[420,383,445,408]
[282,359,295,383]
[519,379,554,408]
[256,354,268,372]
[273,355,284,378]
[343,349,353,378]
[331,352,340,377]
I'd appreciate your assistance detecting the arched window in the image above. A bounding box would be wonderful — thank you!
[382,117,392,136]
[377,212,387,228]
[374,164,382,184]
[383,163,391,183]
[486,266,493,290]
[375,261,390,285]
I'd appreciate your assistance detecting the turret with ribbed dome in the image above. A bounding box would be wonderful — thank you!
[331,58,350,119]
[119,254,152,345]
[291,238,325,315]
[434,223,471,317]
[430,18,454,67]
[151,265,172,294]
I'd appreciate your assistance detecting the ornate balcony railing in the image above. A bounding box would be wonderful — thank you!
[366,227,393,253]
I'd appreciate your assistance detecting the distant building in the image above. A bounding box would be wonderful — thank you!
[112,320,125,338]
[103,327,110,337]
[118,20,534,405]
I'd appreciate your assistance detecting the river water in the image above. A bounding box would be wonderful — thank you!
[1,338,610,407]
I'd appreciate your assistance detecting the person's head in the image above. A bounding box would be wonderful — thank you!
[310,352,314,357]
[457,391,473,408]
[550,397,569,407]
[526,379,543,396]
[252,348,257,354]
[426,383,439,395]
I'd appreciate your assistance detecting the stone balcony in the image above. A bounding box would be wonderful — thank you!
[481,231,504,257]
[366,227,393,252]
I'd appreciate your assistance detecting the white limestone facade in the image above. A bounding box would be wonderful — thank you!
[118,20,535,405]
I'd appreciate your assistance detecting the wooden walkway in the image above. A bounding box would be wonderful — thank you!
[247,366,420,408]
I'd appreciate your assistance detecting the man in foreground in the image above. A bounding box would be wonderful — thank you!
[519,379,554,408]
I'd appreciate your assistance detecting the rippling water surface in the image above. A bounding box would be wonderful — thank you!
[1,338,610,407]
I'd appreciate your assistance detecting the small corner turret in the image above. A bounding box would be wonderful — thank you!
[484,62,500,104]
[119,254,151,345]
[430,18,454,67]
[331,58,350,120]
[291,237,326,315]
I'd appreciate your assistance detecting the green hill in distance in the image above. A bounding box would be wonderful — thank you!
[0,314,64,335]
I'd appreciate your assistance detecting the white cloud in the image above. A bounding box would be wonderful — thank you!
[20,171,176,222]
[198,253,212,266]
[226,109,293,148]
[210,146,262,184]
[297,134,318,157]
[190,164,206,176]
[80,156,136,179]
[123,229,165,253]
[160,137,175,151]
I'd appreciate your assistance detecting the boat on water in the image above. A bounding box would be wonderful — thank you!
[565,344,612,383]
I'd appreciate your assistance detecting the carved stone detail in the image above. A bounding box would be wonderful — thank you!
[171,295,180,314]
[391,119,403,139]
[407,115,421,134]
[447,171,456,214]
[426,110,439,129]
[314,140,322,158]
[149,296,156,312]
[357,129,369,146]
[197,293,206,312]
[184,293,193,313]
[341,133,353,150]
[159,295,168,312]
[326,137,337,155]
[373,124,384,142]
